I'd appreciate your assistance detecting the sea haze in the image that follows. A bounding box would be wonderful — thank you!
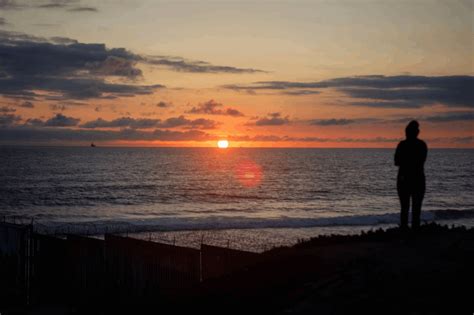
[1,147,473,242]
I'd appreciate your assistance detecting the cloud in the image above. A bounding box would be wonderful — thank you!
[144,56,265,74]
[81,117,160,129]
[1,0,98,12]
[423,112,474,122]
[67,6,97,12]
[49,36,78,44]
[0,0,20,10]
[0,30,164,100]
[159,116,219,129]
[0,113,21,125]
[281,90,321,96]
[187,99,245,116]
[86,56,142,77]
[19,101,34,108]
[49,104,67,111]
[309,118,380,126]
[80,115,219,130]
[310,118,355,126]
[44,113,80,126]
[1,122,471,145]
[23,113,80,127]
[223,75,474,108]
[228,134,401,143]
[390,111,474,123]
[253,112,290,126]
[0,30,265,101]
[157,101,172,108]
[0,106,16,113]
[0,126,217,142]
[0,31,141,78]
[347,101,426,108]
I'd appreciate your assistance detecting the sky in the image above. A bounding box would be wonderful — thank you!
[0,0,473,147]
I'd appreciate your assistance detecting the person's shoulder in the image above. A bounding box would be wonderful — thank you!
[397,139,406,147]
[417,138,427,148]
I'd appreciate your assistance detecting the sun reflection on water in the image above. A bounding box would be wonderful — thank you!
[234,160,263,188]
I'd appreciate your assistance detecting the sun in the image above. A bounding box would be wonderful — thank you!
[217,140,229,149]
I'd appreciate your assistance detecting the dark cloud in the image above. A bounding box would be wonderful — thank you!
[1,0,97,12]
[23,113,80,127]
[2,77,163,100]
[309,113,474,126]
[198,132,472,144]
[0,126,216,143]
[253,112,290,126]
[348,101,425,108]
[44,113,80,127]
[0,106,16,113]
[81,117,160,129]
[421,112,474,123]
[0,30,264,101]
[0,122,471,145]
[145,56,265,74]
[38,3,67,8]
[0,31,141,78]
[80,115,219,130]
[86,56,142,77]
[310,118,355,126]
[309,118,380,126]
[36,0,80,9]
[0,31,164,100]
[19,101,34,108]
[49,104,67,111]
[187,99,245,116]
[24,118,44,126]
[160,116,219,129]
[49,36,79,45]
[223,75,474,108]
[281,90,321,96]
[157,101,172,108]
[67,6,97,12]
[0,113,21,125]
[0,0,19,10]
[228,134,401,143]
[390,111,474,123]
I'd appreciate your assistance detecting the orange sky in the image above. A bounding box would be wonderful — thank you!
[0,0,472,147]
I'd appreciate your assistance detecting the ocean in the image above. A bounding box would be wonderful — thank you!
[1,146,473,251]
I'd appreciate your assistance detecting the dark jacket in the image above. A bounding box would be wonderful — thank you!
[395,138,427,180]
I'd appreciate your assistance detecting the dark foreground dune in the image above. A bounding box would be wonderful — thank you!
[196,224,474,315]
[2,223,473,315]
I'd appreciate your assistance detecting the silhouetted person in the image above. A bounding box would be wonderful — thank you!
[395,120,427,230]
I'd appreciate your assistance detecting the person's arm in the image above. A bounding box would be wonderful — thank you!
[394,142,402,166]
[422,141,428,164]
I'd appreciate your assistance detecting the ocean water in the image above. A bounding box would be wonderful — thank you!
[1,146,473,250]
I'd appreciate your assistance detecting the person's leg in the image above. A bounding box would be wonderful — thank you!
[412,190,424,230]
[398,182,410,230]
[411,178,425,230]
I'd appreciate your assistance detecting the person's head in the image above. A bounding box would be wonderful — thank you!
[405,120,420,139]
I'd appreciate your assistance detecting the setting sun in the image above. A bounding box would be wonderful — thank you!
[217,140,229,149]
